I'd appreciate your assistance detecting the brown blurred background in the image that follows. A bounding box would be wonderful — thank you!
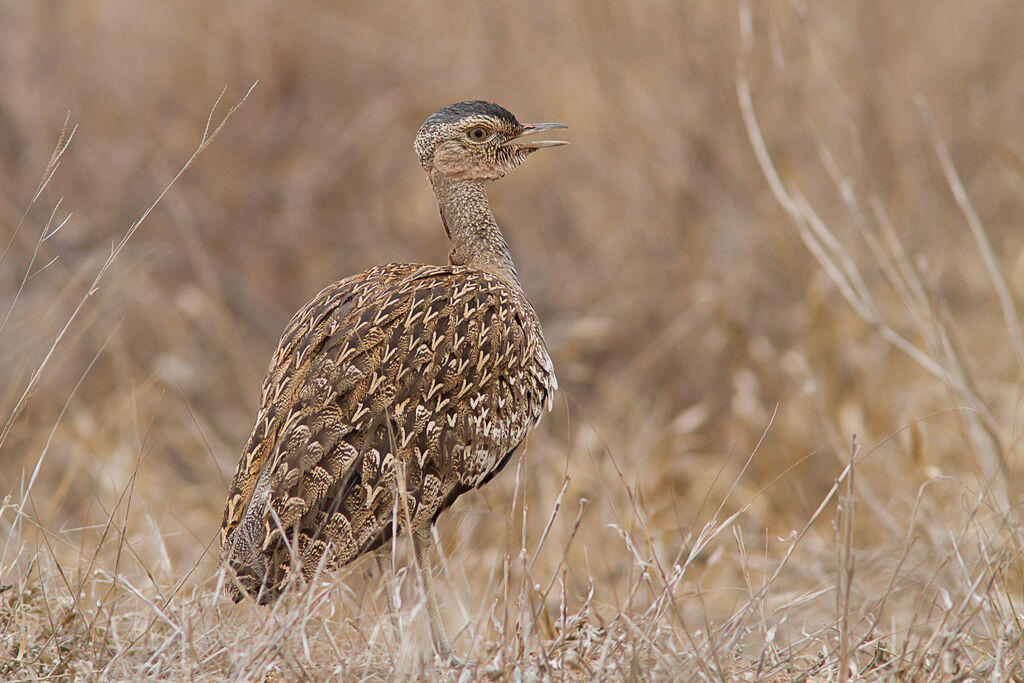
[2,0,1024,663]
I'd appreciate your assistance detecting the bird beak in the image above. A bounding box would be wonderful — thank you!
[501,122,570,149]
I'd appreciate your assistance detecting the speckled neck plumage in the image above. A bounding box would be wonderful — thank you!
[428,168,521,288]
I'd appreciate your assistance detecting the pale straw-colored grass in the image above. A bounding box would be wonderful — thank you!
[2,2,1023,680]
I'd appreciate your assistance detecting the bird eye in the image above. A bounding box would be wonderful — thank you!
[466,126,491,141]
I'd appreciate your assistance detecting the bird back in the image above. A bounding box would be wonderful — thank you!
[219,263,556,601]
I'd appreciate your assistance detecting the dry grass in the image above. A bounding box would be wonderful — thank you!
[2,1,1024,680]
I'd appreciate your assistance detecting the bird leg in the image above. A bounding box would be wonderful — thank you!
[412,525,454,663]
[375,545,402,644]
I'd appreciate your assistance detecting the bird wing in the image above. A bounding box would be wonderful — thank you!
[219,263,554,595]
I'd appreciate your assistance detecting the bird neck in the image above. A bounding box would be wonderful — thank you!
[428,169,521,287]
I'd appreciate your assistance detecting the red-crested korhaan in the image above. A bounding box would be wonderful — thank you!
[219,101,567,662]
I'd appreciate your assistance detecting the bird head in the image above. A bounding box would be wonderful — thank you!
[414,100,568,180]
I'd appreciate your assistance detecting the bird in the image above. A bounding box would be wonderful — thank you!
[218,100,567,663]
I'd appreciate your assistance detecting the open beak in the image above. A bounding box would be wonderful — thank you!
[501,122,570,149]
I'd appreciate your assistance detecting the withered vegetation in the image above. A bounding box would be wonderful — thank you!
[2,1,1023,680]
